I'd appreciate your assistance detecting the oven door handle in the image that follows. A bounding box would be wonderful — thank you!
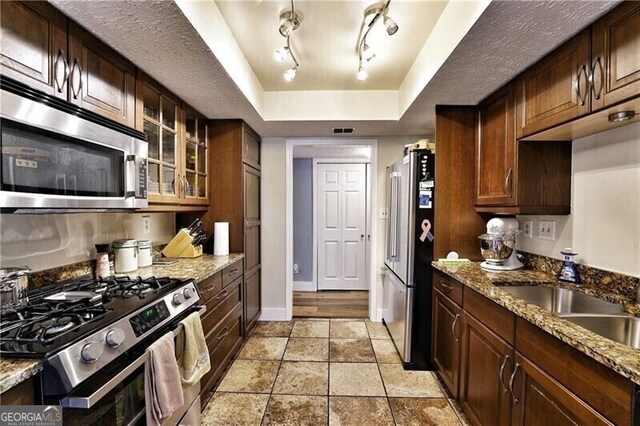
[60,305,206,409]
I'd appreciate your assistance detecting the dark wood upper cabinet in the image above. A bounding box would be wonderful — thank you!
[475,83,572,215]
[516,29,591,138]
[0,1,68,98]
[68,23,136,127]
[591,2,640,111]
[242,126,261,170]
[476,84,517,207]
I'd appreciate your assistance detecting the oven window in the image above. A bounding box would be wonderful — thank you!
[63,366,145,426]
[1,119,125,197]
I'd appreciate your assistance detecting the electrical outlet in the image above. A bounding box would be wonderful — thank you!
[142,215,151,235]
[379,208,389,219]
[523,220,533,239]
[539,220,556,240]
[293,264,299,274]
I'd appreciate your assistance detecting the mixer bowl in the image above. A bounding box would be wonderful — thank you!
[478,234,516,264]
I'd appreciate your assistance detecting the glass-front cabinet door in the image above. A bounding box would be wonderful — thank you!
[138,79,180,204]
[182,105,208,205]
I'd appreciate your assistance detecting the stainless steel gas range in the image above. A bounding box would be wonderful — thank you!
[0,275,204,425]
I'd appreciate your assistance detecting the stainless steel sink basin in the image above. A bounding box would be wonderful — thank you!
[561,314,640,349]
[499,286,625,315]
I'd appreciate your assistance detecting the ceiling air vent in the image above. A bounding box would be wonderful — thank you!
[332,127,355,134]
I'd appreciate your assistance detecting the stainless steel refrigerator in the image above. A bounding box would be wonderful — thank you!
[383,149,434,370]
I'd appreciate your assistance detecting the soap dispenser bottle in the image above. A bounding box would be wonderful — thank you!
[558,248,581,284]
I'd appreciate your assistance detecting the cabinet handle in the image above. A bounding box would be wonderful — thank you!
[70,58,82,99]
[227,268,239,275]
[576,64,587,106]
[201,286,218,294]
[440,281,453,293]
[215,326,231,341]
[175,174,181,197]
[508,362,521,404]
[504,168,513,198]
[499,355,511,393]
[214,290,229,300]
[183,176,189,197]
[54,50,68,93]
[589,56,603,100]
[451,314,460,342]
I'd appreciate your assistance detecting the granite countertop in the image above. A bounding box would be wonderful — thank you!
[125,253,244,282]
[0,358,42,394]
[433,261,640,385]
[0,253,244,395]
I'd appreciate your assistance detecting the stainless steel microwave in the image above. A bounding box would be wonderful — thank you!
[0,88,147,211]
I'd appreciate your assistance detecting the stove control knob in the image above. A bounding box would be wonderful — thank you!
[172,293,185,306]
[105,328,126,348]
[183,287,194,300]
[80,342,103,363]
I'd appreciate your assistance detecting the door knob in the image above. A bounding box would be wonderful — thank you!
[361,234,365,240]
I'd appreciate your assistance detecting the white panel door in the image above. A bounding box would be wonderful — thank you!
[317,163,367,290]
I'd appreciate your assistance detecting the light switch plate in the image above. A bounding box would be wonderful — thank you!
[539,220,555,240]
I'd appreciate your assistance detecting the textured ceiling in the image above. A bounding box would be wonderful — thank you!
[49,0,617,138]
[215,0,447,90]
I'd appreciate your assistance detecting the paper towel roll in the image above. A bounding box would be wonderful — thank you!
[214,222,229,256]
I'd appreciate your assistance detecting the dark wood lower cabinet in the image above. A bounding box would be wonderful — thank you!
[511,353,612,426]
[200,304,243,409]
[433,274,635,426]
[197,259,245,405]
[244,269,261,336]
[0,376,37,405]
[432,288,462,398]
[460,311,513,426]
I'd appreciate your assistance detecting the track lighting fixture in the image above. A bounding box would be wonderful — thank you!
[284,67,298,82]
[274,47,290,62]
[356,0,399,81]
[357,66,368,82]
[275,0,302,82]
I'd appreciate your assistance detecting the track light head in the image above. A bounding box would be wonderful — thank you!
[279,11,302,37]
[384,15,399,35]
[357,66,368,82]
[284,67,297,82]
[274,47,290,62]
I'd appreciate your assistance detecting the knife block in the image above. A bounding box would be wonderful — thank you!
[162,229,203,258]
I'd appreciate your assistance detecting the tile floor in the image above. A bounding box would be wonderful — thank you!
[201,318,470,425]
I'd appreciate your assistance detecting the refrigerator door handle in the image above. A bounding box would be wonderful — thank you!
[389,173,400,261]
[387,173,398,261]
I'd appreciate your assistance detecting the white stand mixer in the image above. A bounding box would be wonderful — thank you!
[479,217,524,271]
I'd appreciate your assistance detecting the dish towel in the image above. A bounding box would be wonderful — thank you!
[145,332,184,426]
[178,312,211,386]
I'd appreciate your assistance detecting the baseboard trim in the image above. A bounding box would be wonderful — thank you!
[373,308,384,322]
[293,281,316,292]
[259,308,288,321]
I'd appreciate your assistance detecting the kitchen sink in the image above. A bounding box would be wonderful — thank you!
[561,314,640,349]
[499,286,625,315]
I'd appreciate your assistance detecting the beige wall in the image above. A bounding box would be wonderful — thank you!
[0,213,175,271]
[260,138,287,318]
[260,135,421,319]
[517,122,640,277]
